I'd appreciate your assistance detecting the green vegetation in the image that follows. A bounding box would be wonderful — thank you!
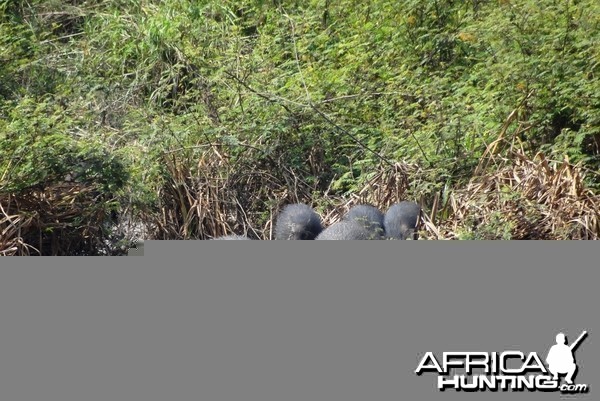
[1,0,599,251]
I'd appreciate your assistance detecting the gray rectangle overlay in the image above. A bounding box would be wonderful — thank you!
[0,242,596,401]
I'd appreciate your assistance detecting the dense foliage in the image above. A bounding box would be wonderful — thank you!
[1,0,599,248]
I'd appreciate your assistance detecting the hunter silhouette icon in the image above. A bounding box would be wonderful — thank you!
[545,331,587,384]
